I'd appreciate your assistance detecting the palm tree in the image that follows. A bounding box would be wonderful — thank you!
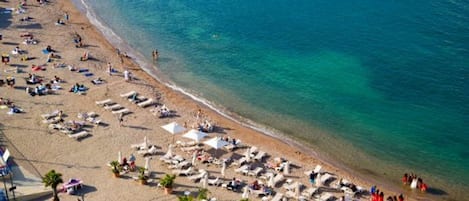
[42,170,64,201]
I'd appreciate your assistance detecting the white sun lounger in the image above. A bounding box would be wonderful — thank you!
[41,110,60,120]
[120,91,136,98]
[319,173,335,186]
[42,116,62,124]
[271,193,284,201]
[68,131,89,140]
[168,161,190,169]
[273,174,285,187]
[254,151,266,161]
[248,167,264,177]
[137,146,158,156]
[188,170,207,181]
[301,187,318,198]
[235,165,249,173]
[95,99,113,106]
[137,98,154,107]
[111,108,130,114]
[208,177,221,186]
[319,192,334,201]
[128,95,146,103]
[172,167,194,176]
[104,104,122,111]
[304,164,322,176]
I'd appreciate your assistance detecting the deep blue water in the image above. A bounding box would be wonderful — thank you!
[76,0,469,199]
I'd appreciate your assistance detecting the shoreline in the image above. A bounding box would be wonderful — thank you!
[0,0,450,200]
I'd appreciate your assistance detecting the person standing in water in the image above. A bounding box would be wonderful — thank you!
[152,49,158,61]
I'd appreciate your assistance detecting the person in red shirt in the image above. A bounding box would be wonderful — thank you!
[420,183,427,192]
[402,173,408,185]
[398,194,404,201]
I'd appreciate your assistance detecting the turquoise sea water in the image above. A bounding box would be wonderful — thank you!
[74,0,469,200]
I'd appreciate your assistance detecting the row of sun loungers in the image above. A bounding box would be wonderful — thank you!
[120,90,155,108]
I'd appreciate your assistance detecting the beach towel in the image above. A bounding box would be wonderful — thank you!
[0,105,8,110]
[78,68,88,73]
[42,49,50,54]
[84,73,93,77]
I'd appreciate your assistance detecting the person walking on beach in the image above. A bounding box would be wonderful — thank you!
[64,12,69,21]
[107,62,113,76]
[124,69,131,82]
[118,113,124,127]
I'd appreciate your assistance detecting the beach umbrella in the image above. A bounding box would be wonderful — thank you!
[144,157,151,171]
[220,161,226,178]
[161,122,186,143]
[161,122,186,134]
[143,136,148,148]
[283,161,290,175]
[295,182,301,198]
[182,129,208,143]
[204,137,229,157]
[204,137,229,150]
[244,149,251,163]
[268,174,275,188]
[191,151,197,166]
[118,151,122,164]
[242,186,249,199]
[165,144,174,158]
[201,172,208,188]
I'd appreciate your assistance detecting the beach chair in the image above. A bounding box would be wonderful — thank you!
[208,177,221,186]
[254,151,267,161]
[232,157,247,167]
[41,110,60,120]
[86,117,102,125]
[172,166,194,176]
[95,99,113,106]
[168,161,191,170]
[301,187,318,198]
[180,145,203,152]
[271,193,284,201]
[176,140,198,147]
[319,192,335,201]
[128,95,146,103]
[120,91,136,98]
[319,173,335,186]
[188,170,207,182]
[137,145,158,156]
[304,164,322,176]
[235,165,249,173]
[248,167,264,177]
[272,173,285,187]
[137,98,154,108]
[68,131,89,140]
[104,104,123,111]
[111,108,130,115]
[42,116,62,124]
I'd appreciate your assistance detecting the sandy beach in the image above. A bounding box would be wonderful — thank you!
[0,1,429,201]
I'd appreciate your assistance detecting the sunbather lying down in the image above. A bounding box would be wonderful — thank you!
[91,78,104,85]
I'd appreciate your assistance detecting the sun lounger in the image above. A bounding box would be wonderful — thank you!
[168,161,190,169]
[176,140,198,147]
[248,167,264,177]
[42,116,62,124]
[111,108,130,114]
[41,110,60,120]
[235,165,249,173]
[272,173,285,187]
[68,131,89,140]
[137,98,154,108]
[188,170,207,182]
[208,177,221,186]
[95,99,113,106]
[180,145,203,152]
[232,157,248,167]
[319,173,335,186]
[86,117,102,125]
[319,192,335,201]
[104,104,123,111]
[128,95,146,103]
[301,187,318,198]
[137,145,158,156]
[254,151,266,161]
[78,111,97,119]
[172,167,194,176]
[120,91,136,98]
[271,193,284,201]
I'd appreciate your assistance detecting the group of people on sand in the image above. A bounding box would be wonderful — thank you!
[371,185,405,201]
[402,173,427,192]
[0,98,22,114]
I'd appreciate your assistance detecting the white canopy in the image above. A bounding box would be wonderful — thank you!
[161,122,186,134]
[204,137,229,150]
[182,129,208,142]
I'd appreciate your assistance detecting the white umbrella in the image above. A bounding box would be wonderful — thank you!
[295,182,301,198]
[268,174,274,187]
[143,136,148,148]
[283,161,290,175]
[242,186,249,199]
[191,151,197,166]
[220,161,226,178]
[204,137,230,158]
[204,137,229,149]
[182,129,208,143]
[165,144,174,158]
[144,157,151,171]
[161,122,186,134]
[118,151,122,164]
[201,172,208,188]
[244,149,251,163]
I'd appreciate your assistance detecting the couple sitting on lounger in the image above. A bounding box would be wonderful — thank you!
[227,178,242,192]
[69,83,87,93]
